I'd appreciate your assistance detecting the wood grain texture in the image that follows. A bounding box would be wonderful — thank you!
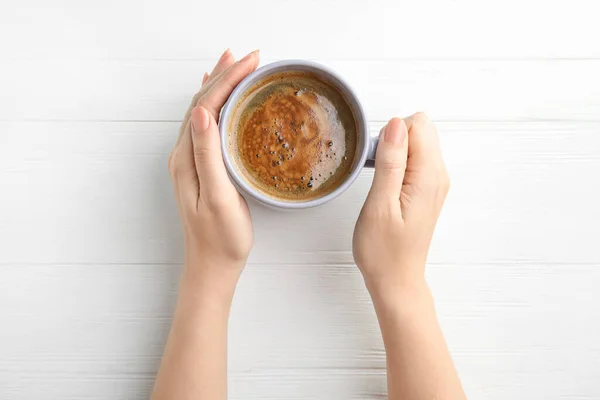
[1,263,599,399]
[2,60,600,122]
[1,0,599,60]
[1,121,599,265]
[2,0,600,398]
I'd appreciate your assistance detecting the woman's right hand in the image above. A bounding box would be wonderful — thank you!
[352,113,450,298]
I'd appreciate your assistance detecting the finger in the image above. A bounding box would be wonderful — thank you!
[199,49,255,96]
[174,49,259,184]
[208,48,234,81]
[191,106,236,204]
[368,118,408,201]
[403,112,442,167]
[172,119,200,205]
[178,50,236,144]
[197,49,260,120]
[401,113,450,220]
[188,50,236,109]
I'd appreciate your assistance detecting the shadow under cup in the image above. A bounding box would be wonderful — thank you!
[219,60,370,209]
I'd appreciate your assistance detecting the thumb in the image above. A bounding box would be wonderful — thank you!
[369,118,408,201]
[190,106,234,196]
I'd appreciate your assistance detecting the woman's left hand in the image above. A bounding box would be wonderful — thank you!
[168,49,260,285]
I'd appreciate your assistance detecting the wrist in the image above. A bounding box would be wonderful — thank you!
[370,281,436,345]
[366,275,433,315]
[180,259,244,303]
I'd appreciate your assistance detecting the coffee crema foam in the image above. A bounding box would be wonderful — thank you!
[229,71,357,201]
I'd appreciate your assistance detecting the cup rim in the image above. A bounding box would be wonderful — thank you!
[219,59,369,209]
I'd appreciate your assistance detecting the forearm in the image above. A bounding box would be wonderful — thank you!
[152,266,239,400]
[370,279,466,400]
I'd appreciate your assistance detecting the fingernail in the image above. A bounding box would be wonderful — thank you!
[218,48,231,63]
[195,107,210,132]
[240,49,260,63]
[384,118,406,145]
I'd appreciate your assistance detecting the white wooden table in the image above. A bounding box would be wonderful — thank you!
[1,1,600,399]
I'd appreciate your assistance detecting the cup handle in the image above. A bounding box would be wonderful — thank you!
[364,136,379,168]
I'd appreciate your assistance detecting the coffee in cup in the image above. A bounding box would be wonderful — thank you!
[227,71,358,201]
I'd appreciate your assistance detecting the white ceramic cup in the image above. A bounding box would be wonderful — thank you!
[219,60,378,209]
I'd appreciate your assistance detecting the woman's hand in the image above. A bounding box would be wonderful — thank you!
[352,113,450,297]
[168,49,260,284]
[153,50,260,400]
[352,115,465,400]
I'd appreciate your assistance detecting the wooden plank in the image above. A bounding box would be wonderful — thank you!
[0,369,387,400]
[1,121,599,265]
[2,60,600,122]
[0,262,599,399]
[1,0,599,60]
